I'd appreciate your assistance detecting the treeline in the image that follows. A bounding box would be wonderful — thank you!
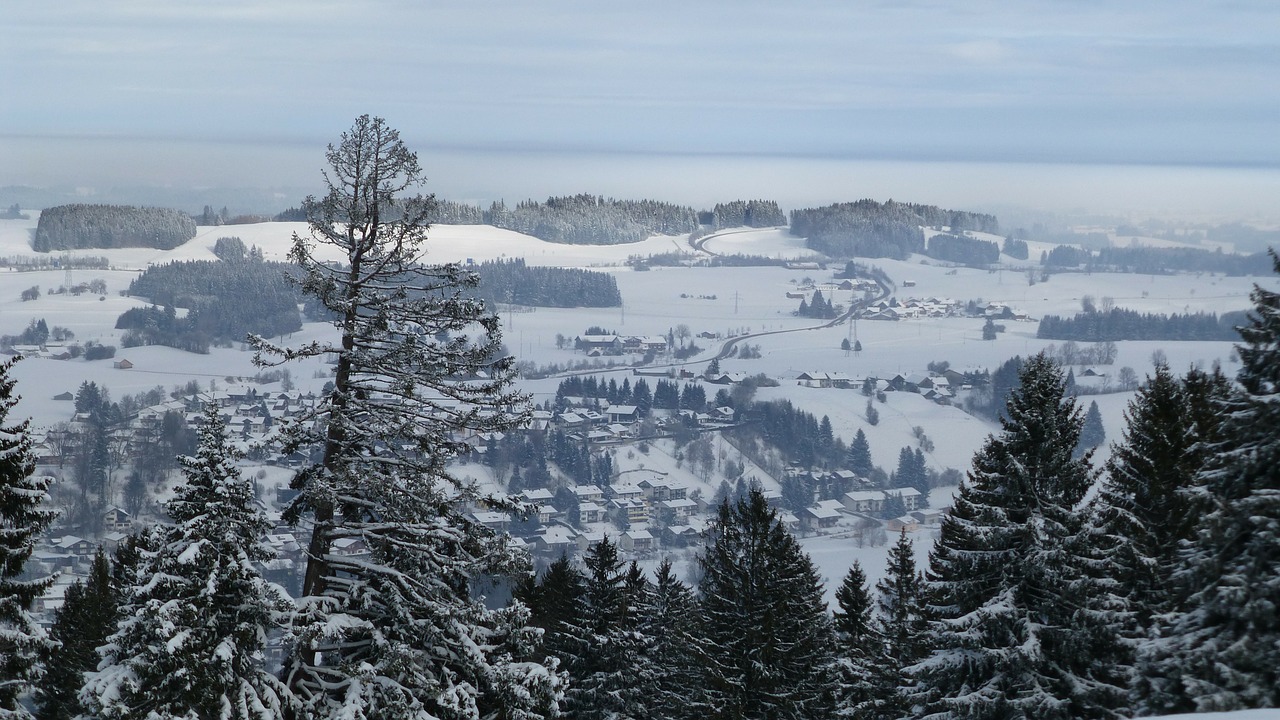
[789,199,999,260]
[1041,243,1274,276]
[474,258,621,308]
[33,204,197,252]
[752,398,843,468]
[486,194,699,245]
[1037,307,1246,342]
[926,232,999,266]
[121,258,302,349]
[712,199,786,228]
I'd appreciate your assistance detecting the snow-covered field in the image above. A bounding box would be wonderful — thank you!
[3,211,1276,600]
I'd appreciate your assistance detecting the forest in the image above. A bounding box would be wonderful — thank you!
[473,258,621,308]
[1037,307,1247,342]
[120,252,302,348]
[789,199,1000,259]
[484,193,699,244]
[32,204,197,251]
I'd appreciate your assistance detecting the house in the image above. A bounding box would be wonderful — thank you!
[113,359,133,370]
[570,485,605,504]
[578,502,605,525]
[103,506,132,532]
[575,529,607,554]
[534,525,579,556]
[575,335,622,353]
[796,371,831,388]
[842,490,886,515]
[893,487,924,511]
[53,535,96,555]
[619,528,655,552]
[53,391,74,402]
[606,404,639,424]
[657,498,697,524]
[803,500,844,529]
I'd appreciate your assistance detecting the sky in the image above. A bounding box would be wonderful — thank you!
[3,0,1279,218]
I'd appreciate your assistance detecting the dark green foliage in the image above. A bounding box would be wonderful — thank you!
[790,199,997,260]
[33,204,196,251]
[426,198,484,224]
[121,258,302,346]
[893,447,929,506]
[36,550,118,720]
[831,561,889,718]
[847,429,873,478]
[1140,252,1280,713]
[638,559,703,720]
[913,353,1124,719]
[1088,245,1273,276]
[753,399,846,468]
[876,531,930,718]
[81,407,292,720]
[926,232,1000,266]
[565,537,645,720]
[486,194,698,245]
[697,490,837,720]
[0,357,57,713]
[797,289,838,319]
[1037,307,1244,342]
[1092,364,1231,712]
[474,258,621,308]
[982,317,998,340]
[713,199,786,228]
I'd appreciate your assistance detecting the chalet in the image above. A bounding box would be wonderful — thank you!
[534,525,578,556]
[103,506,132,532]
[886,515,920,533]
[332,537,369,556]
[622,335,668,354]
[53,535,96,556]
[712,406,735,422]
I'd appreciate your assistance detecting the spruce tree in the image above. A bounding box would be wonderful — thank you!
[847,429,873,479]
[876,530,929,718]
[910,353,1124,719]
[1075,400,1105,458]
[0,356,56,718]
[1140,252,1280,713]
[637,559,702,720]
[81,406,292,720]
[697,490,837,720]
[35,550,117,720]
[831,560,887,719]
[566,536,638,720]
[1091,363,1232,713]
[253,115,558,718]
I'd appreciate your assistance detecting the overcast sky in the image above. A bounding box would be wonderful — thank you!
[3,0,1278,216]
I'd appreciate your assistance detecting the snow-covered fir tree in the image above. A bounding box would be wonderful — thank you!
[697,489,837,720]
[1089,363,1231,713]
[831,560,887,719]
[565,536,644,720]
[876,530,929,719]
[846,429,873,479]
[635,559,702,720]
[909,352,1125,719]
[35,550,117,720]
[253,115,559,718]
[0,356,55,719]
[80,405,292,720]
[1075,400,1106,458]
[1139,251,1280,713]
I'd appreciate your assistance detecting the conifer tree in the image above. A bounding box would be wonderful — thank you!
[847,429,873,478]
[876,530,929,718]
[1140,252,1280,713]
[831,560,887,719]
[81,406,292,720]
[252,115,558,718]
[35,550,117,720]
[910,353,1124,719]
[566,536,639,720]
[1091,363,1231,713]
[637,559,702,720]
[1075,400,1105,458]
[697,490,836,720]
[0,356,56,718]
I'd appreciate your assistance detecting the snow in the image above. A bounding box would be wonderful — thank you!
[1143,713,1280,720]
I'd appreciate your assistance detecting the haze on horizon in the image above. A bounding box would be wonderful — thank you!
[3,0,1279,223]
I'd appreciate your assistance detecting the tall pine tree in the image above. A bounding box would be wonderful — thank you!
[831,560,887,719]
[253,115,558,718]
[910,353,1124,719]
[0,356,56,718]
[81,406,292,720]
[1140,251,1280,713]
[697,490,836,720]
[636,559,702,720]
